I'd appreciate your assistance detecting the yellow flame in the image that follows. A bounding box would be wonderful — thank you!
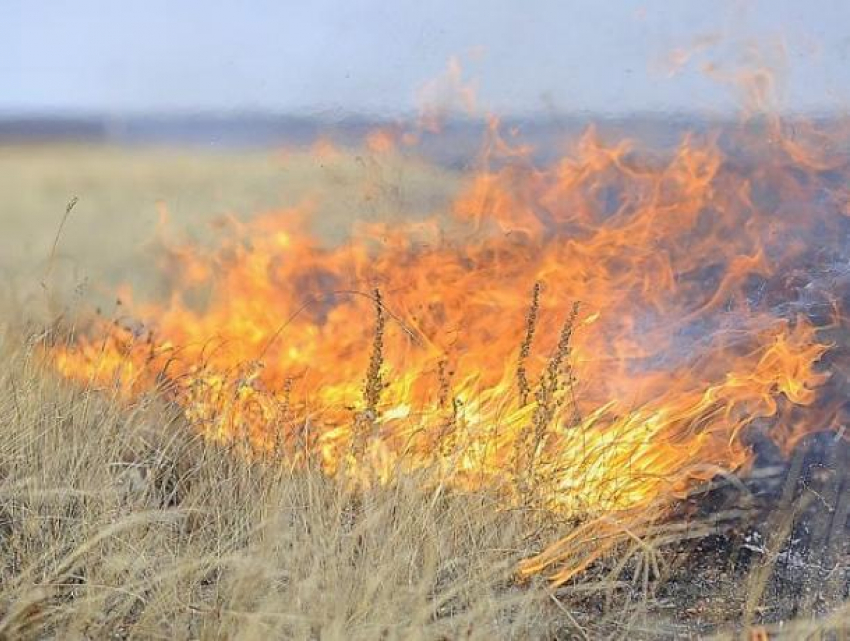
[52,118,848,583]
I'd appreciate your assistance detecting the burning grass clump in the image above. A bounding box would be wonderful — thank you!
[2,303,849,638]
[9,120,850,636]
[0,330,578,640]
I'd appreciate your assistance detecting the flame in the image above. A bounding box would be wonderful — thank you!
[52,117,850,583]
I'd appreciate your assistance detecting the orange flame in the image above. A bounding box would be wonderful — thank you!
[52,117,849,583]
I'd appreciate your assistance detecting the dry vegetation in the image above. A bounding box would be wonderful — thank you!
[0,334,574,639]
[0,144,458,315]
[0,146,566,640]
[0,145,848,639]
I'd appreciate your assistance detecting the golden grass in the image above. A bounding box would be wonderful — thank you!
[0,144,459,316]
[0,144,848,639]
[0,334,570,639]
[0,148,569,638]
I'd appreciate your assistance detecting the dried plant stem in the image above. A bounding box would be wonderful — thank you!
[363,288,386,417]
[42,195,79,292]
[516,282,541,407]
[516,301,580,502]
[353,288,386,456]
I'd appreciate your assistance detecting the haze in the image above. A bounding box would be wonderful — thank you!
[3,0,849,116]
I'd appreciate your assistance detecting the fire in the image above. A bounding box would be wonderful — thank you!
[52,117,848,583]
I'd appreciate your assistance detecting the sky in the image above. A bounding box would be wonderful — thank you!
[2,0,850,116]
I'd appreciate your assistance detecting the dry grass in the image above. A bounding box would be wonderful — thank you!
[0,146,571,639]
[0,334,570,639]
[0,144,459,316]
[1,144,848,639]
[2,332,845,639]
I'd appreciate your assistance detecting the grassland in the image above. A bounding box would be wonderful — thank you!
[0,144,848,639]
[0,336,576,639]
[0,145,568,639]
[0,144,459,316]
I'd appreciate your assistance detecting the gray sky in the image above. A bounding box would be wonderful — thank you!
[2,0,850,116]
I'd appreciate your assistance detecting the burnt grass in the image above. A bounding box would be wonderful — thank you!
[554,433,850,638]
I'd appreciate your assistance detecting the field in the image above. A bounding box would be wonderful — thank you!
[1,144,848,639]
[0,144,459,315]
